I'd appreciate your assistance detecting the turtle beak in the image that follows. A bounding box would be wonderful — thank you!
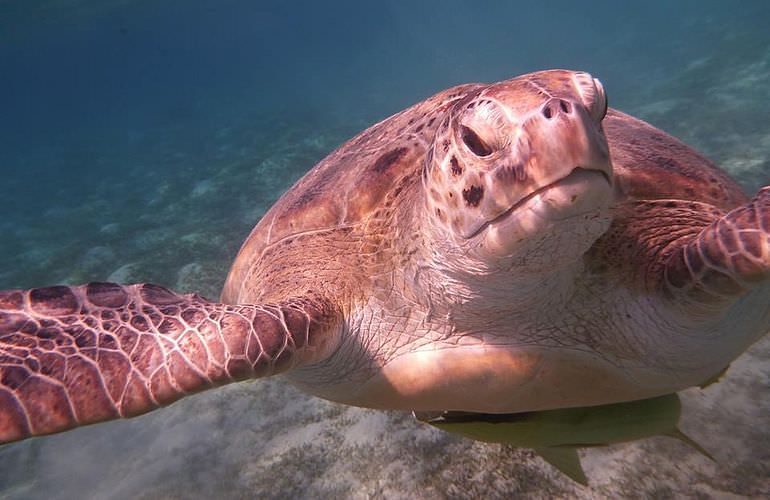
[524,92,613,188]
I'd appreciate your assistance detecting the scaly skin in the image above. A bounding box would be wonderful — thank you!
[0,283,338,443]
[667,187,770,299]
[592,188,770,299]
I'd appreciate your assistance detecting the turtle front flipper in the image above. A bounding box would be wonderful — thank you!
[665,186,770,301]
[0,283,340,444]
[594,186,770,302]
[590,187,769,387]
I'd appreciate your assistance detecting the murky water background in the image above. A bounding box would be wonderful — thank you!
[0,1,768,498]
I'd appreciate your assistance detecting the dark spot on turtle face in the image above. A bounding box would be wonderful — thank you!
[450,156,462,176]
[428,117,436,127]
[372,147,408,173]
[415,123,424,133]
[462,185,484,207]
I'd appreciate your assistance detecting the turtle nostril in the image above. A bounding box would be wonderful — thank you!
[543,99,572,120]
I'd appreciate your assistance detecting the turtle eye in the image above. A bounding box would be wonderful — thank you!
[461,125,493,157]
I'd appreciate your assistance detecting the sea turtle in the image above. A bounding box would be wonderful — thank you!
[0,69,768,444]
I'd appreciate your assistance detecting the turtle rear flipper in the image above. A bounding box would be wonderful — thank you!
[0,283,340,444]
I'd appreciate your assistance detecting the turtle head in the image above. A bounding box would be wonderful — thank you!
[423,70,613,271]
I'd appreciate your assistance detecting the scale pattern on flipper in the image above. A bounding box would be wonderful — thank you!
[666,186,770,298]
[0,283,336,443]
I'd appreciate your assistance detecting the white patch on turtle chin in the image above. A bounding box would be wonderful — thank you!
[477,169,612,262]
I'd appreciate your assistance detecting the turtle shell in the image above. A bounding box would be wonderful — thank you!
[604,109,746,209]
[222,83,747,304]
[221,83,484,302]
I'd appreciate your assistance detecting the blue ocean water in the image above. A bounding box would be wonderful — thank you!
[0,1,769,498]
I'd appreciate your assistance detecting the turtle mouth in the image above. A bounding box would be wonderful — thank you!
[468,167,611,239]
